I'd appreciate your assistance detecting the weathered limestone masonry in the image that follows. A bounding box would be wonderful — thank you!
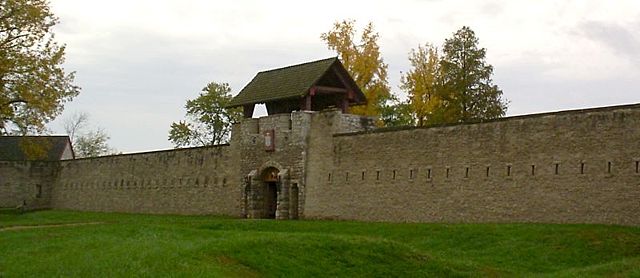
[2,58,638,224]
[0,161,57,210]
[237,111,374,219]
[304,104,640,225]
[51,145,240,215]
[2,104,640,225]
[46,110,373,219]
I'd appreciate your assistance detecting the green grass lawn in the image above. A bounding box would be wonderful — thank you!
[1,209,639,277]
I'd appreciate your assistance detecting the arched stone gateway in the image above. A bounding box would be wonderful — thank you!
[243,166,298,220]
[262,167,279,219]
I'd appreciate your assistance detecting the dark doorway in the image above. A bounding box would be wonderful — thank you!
[265,182,278,219]
[290,184,299,219]
[243,185,250,218]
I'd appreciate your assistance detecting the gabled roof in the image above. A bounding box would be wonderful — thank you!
[227,57,365,108]
[0,136,73,161]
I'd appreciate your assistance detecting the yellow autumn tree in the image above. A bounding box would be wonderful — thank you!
[0,0,80,135]
[321,20,390,117]
[400,43,444,126]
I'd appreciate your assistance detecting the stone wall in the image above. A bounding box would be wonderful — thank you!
[304,104,640,225]
[3,104,640,225]
[50,145,241,215]
[235,112,312,219]
[0,161,57,210]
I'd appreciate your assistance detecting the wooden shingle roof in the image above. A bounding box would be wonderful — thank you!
[227,57,365,108]
[0,136,73,161]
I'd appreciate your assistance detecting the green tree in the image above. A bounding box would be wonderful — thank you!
[63,112,116,158]
[439,26,507,123]
[400,43,444,126]
[74,129,114,158]
[63,111,88,143]
[321,19,391,118]
[379,96,413,127]
[168,82,242,147]
[0,0,80,135]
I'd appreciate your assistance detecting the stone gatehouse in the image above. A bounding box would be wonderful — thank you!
[1,58,640,225]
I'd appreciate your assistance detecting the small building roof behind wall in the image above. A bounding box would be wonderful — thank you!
[0,136,74,161]
[227,57,366,108]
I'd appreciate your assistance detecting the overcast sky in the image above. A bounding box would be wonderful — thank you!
[47,0,640,153]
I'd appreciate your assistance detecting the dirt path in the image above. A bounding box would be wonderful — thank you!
[0,222,105,231]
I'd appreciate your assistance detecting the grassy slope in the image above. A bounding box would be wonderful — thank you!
[1,210,639,277]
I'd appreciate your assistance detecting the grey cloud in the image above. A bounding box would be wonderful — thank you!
[480,1,504,17]
[50,11,640,153]
[53,28,333,152]
[495,59,640,117]
[578,20,640,65]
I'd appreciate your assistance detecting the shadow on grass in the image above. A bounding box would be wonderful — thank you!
[0,208,20,215]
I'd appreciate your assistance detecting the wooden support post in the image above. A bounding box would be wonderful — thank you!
[341,97,349,113]
[347,90,354,100]
[243,105,255,118]
[300,88,315,111]
[304,94,312,111]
